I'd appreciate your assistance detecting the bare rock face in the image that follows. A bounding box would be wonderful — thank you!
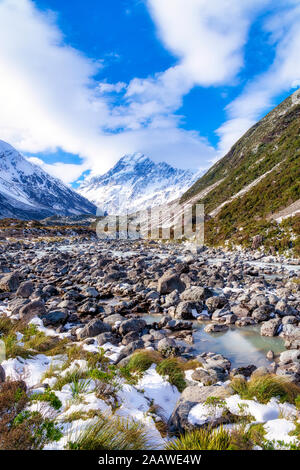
[0,365,5,383]
[168,385,233,434]
[252,235,263,250]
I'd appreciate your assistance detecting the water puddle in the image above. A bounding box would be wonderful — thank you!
[191,323,285,368]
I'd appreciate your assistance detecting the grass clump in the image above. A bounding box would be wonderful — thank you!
[61,345,110,370]
[156,358,186,392]
[166,424,268,451]
[231,375,300,405]
[52,369,89,392]
[127,350,162,374]
[0,316,16,336]
[166,426,232,450]
[2,334,33,359]
[67,414,158,450]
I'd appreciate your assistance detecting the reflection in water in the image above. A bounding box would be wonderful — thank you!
[192,324,285,368]
[141,315,285,368]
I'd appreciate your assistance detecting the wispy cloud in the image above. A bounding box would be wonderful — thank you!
[216,0,300,156]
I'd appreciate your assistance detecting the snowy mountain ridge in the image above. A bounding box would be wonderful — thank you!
[78,153,200,215]
[0,140,96,220]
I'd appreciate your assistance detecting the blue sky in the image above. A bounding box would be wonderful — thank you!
[0,0,299,185]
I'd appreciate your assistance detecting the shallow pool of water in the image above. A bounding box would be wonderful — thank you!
[191,323,285,368]
[142,314,164,325]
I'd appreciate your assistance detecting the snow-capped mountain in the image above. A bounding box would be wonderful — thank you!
[0,140,96,220]
[78,153,200,215]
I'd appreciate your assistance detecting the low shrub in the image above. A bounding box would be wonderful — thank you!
[0,380,62,449]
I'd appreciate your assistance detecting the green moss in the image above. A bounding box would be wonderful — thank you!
[30,390,62,410]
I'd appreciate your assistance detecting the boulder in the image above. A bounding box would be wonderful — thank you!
[121,339,145,356]
[168,385,233,433]
[119,318,146,336]
[19,300,47,320]
[251,307,269,322]
[180,286,212,302]
[231,365,257,378]
[157,273,185,294]
[77,319,111,340]
[96,332,119,346]
[175,301,194,320]
[279,349,300,365]
[205,296,227,312]
[191,368,218,385]
[157,337,180,357]
[42,310,68,326]
[231,305,250,318]
[0,272,19,292]
[251,367,269,379]
[0,365,5,383]
[266,350,274,361]
[121,331,140,345]
[260,318,281,337]
[103,314,126,327]
[16,281,34,298]
[83,287,99,298]
[204,323,228,333]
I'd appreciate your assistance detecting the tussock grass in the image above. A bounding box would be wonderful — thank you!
[0,380,62,450]
[166,424,268,451]
[156,358,186,392]
[61,345,110,370]
[67,414,158,450]
[166,426,232,450]
[181,359,203,370]
[231,374,300,405]
[0,316,15,336]
[2,334,33,359]
[52,369,89,391]
[127,350,162,374]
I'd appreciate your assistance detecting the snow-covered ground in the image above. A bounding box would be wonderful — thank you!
[0,305,299,450]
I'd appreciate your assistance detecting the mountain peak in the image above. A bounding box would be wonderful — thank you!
[78,154,199,215]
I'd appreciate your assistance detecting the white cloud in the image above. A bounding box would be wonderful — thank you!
[26,157,88,184]
[147,0,269,86]
[1,0,299,184]
[216,0,300,156]
[0,0,217,178]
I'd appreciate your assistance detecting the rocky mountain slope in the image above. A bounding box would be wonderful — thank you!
[78,153,199,215]
[0,140,96,220]
[180,89,300,255]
